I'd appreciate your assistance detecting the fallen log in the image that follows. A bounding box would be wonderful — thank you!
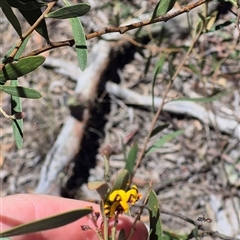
[35,40,112,194]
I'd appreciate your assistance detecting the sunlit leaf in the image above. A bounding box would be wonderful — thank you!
[1,38,29,63]
[125,143,138,177]
[0,208,92,237]
[152,54,165,111]
[0,85,42,99]
[163,230,188,240]
[121,137,127,162]
[111,169,130,192]
[150,124,169,138]
[0,56,45,84]
[11,80,23,149]
[206,10,218,31]
[88,181,110,200]
[46,3,90,19]
[15,36,30,60]
[172,91,227,103]
[63,0,88,71]
[146,130,184,155]
[6,38,30,149]
[151,0,177,19]
[148,189,162,240]
[0,0,22,37]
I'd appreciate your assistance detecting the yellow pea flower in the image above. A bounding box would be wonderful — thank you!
[104,185,141,218]
[108,189,126,202]
[126,185,142,204]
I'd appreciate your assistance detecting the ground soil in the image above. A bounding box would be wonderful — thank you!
[1,1,240,239]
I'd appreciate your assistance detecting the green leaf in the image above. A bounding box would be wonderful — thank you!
[125,143,138,177]
[148,189,162,240]
[1,34,30,63]
[209,19,234,32]
[118,229,126,240]
[111,169,130,192]
[7,0,46,10]
[146,130,184,155]
[151,0,177,19]
[0,208,92,238]
[19,8,50,42]
[88,181,110,200]
[168,54,175,78]
[188,227,199,239]
[0,56,45,84]
[150,124,169,138]
[163,230,188,240]
[63,0,88,71]
[152,54,165,111]
[222,0,238,7]
[7,39,31,149]
[0,0,22,37]
[11,80,23,149]
[0,85,42,99]
[172,91,227,103]
[185,64,202,79]
[46,3,90,19]
[121,137,127,162]
[15,36,30,60]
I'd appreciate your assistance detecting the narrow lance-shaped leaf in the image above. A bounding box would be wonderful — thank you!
[0,56,45,84]
[11,80,23,149]
[150,124,169,138]
[148,189,163,240]
[125,143,138,177]
[0,85,42,99]
[7,37,31,149]
[111,169,130,192]
[0,37,29,63]
[46,3,90,19]
[171,90,227,103]
[151,0,177,19]
[0,0,22,37]
[121,137,127,162]
[15,35,31,60]
[63,0,88,71]
[118,229,126,240]
[0,208,92,238]
[163,229,188,240]
[146,130,184,155]
[168,53,175,78]
[152,54,165,112]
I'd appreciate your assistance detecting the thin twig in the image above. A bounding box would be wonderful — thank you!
[133,15,204,174]
[161,209,240,240]
[86,0,209,39]
[24,39,75,57]
[0,106,14,119]
[21,0,208,59]
[0,1,56,68]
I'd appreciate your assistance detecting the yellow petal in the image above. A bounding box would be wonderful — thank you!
[120,200,129,212]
